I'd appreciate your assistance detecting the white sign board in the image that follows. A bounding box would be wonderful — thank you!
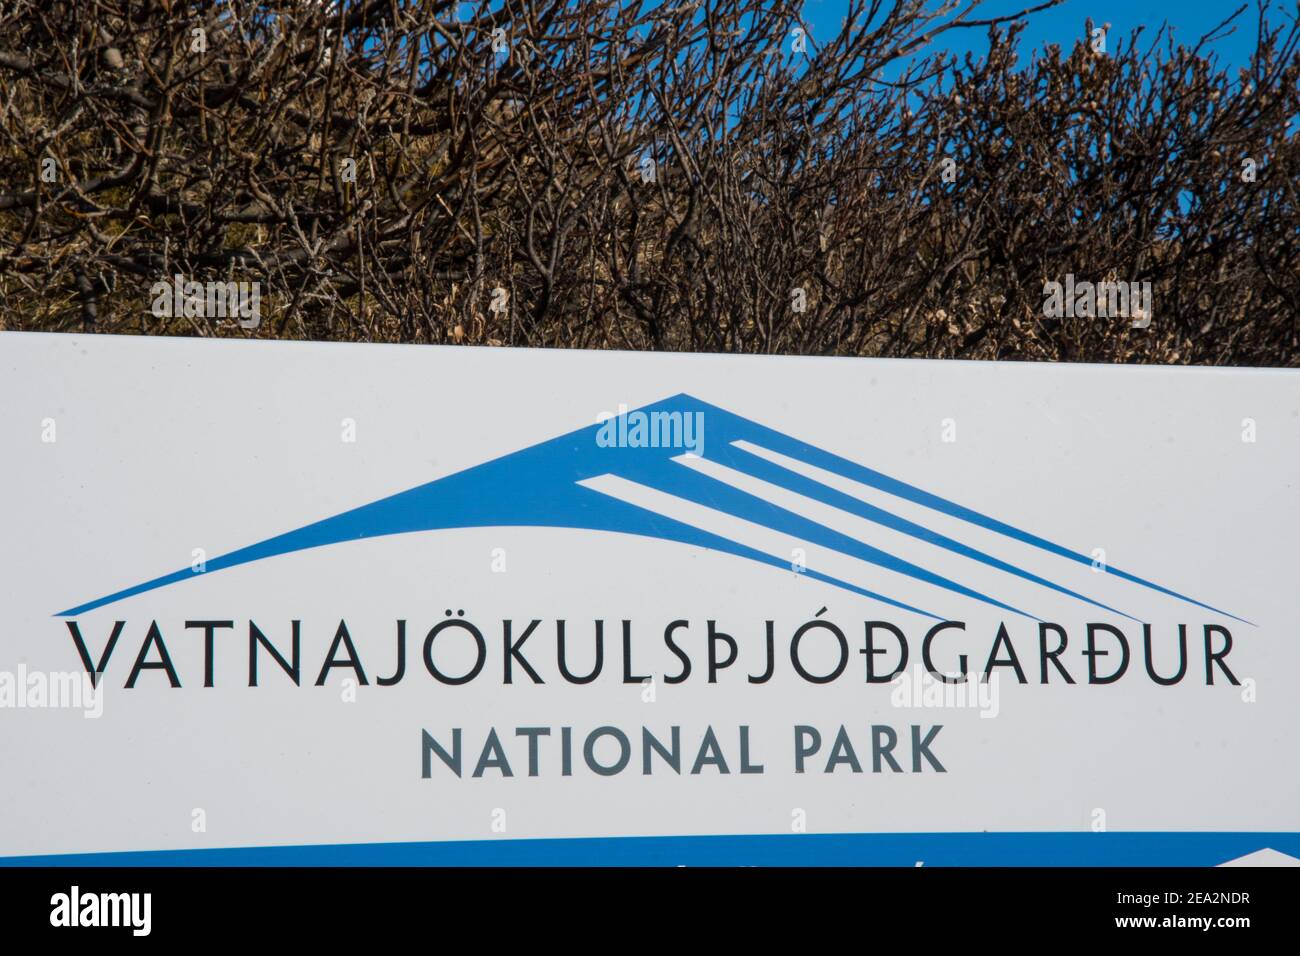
[1,332,1296,865]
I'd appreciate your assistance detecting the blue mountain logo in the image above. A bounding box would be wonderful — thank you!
[58,394,1245,623]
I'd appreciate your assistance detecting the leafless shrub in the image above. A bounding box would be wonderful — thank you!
[1,0,1296,364]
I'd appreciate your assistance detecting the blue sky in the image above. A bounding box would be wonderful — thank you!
[800,0,1274,71]
[445,1,1277,75]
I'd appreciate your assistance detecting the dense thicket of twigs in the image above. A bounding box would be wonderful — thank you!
[1,0,1297,363]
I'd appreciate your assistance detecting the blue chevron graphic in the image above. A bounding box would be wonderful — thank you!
[56,394,1247,623]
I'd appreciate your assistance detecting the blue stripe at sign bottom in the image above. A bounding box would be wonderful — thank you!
[3,832,1298,867]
